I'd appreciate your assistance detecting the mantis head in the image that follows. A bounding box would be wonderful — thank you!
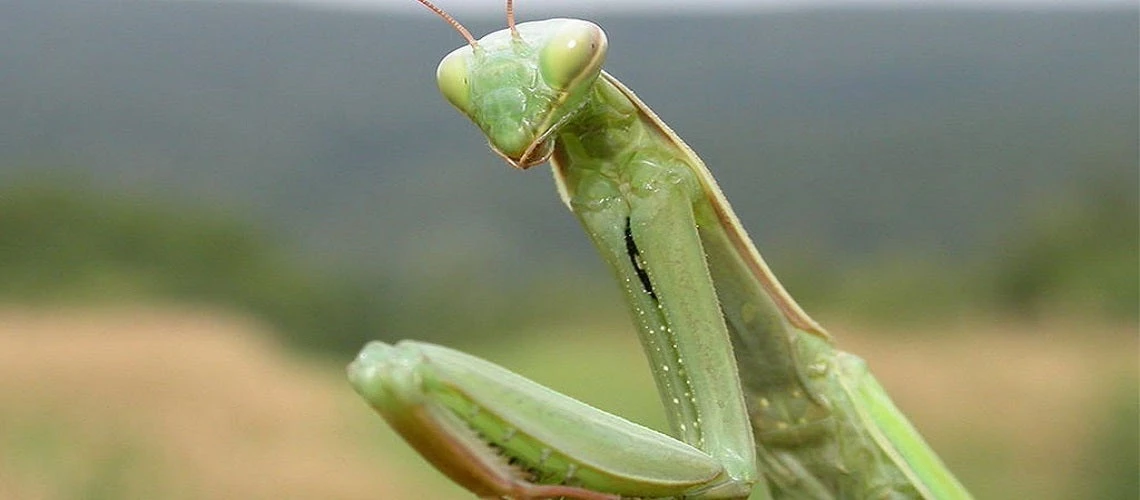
[435,18,608,169]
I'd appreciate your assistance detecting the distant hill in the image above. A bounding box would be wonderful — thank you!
[1,0,1135,286]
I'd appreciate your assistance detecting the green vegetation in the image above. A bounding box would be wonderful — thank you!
[777,169,1139,327]
[989,173,1139,321]
[1084,381,1140,499]
[1,413,164,500]
[0,178,394,353]
[1,170,1133,358]
[0,177,611,354]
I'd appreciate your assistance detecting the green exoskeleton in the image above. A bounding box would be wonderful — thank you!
[348,2,973,498]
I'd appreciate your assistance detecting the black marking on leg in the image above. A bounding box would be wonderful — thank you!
[625,218,658,301]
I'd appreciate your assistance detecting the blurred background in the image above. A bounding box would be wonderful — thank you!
[0,0,1136,498]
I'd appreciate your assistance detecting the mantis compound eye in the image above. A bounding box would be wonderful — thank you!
[539,20,607,92]
[437,47,474,117]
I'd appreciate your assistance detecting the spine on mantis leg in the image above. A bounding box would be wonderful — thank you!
[348,340,730,499]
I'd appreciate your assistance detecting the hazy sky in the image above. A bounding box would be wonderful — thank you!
[272,0,1137,14]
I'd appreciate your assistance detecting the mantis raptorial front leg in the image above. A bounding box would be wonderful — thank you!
[349,2,973,499]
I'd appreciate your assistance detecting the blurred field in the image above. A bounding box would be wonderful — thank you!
[0,306,1135,499]
[0,307,448,499]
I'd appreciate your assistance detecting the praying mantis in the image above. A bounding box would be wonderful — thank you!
[348,2,973,498]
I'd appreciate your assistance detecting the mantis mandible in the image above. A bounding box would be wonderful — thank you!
[348,2,973,498]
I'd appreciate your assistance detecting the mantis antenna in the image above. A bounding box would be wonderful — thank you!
[414,0,477,47]
[506,0,519,37]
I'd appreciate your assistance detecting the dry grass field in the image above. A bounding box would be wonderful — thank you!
[0,306,1134,499]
